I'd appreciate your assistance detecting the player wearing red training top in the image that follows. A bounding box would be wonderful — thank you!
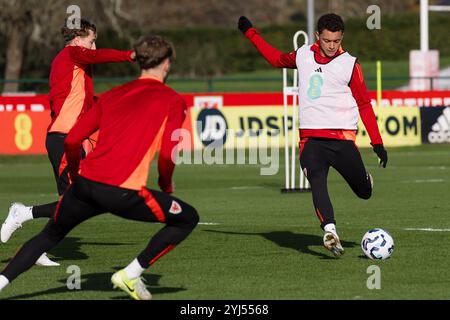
[1,19,135,266]
[0,35,199,300]
[239,14,388,257]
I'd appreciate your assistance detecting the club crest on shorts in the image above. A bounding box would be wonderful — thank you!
[169,201,182,214]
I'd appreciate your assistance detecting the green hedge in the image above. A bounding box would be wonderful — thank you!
[91,12,450,77]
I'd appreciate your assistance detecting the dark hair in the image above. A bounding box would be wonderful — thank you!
[61,18,96,43]
[133,35,175,70]
[317,13,345,33]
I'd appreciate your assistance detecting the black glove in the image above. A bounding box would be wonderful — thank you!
[238,16,253,34]
[373,144,388,168]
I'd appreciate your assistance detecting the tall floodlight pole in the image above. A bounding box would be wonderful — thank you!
[420,0,429,51]
[307,0,315,44]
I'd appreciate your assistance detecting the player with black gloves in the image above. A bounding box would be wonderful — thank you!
[239,14,388,257]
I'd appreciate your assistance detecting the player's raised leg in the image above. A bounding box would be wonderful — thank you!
[0,183,101,293]
[1,202,59,242]
[331,140,373,200]
[1,134,66,241]
[1,134,72,266]
[107,187,199,300]
[1,202,61,267]
[1,203,33,243]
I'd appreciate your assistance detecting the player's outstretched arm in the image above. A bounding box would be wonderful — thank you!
[238,16,253,34]
[69,46,135,65]
[238,16,296,69]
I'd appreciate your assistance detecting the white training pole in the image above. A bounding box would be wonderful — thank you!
[291,68,297,189]
[294,31,308,191]
[420,0,429,52]
[283,68,290,190]
[282,30,309,192]
[307,0,315,45]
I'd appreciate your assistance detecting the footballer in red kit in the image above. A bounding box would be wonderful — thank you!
[1,19,135,266]
[0,35,199,300]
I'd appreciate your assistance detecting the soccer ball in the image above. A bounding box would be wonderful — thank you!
[361,228,394,260]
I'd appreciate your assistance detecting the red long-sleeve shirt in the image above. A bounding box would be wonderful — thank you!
[244,27,383,145]
[64,76,186,192]
[48,46,134,134]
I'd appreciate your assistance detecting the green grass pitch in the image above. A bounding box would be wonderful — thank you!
[0,144,449,300]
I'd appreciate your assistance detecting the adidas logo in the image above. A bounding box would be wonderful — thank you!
[428,107,450,143]
[314,67,323,73]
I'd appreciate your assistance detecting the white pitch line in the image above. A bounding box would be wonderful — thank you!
[230,186,264,190]
[198,222,220,226]
[402,179,444,183]
[404,228,450,232]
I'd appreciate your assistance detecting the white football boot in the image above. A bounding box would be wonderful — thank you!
[1,203,33,243]
[323,231,344,257]
[35,253,60,267]
[2,204,59,267]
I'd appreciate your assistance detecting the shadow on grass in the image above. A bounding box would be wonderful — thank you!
[1,237,133,263]
[4,268,186,300]
[204,230,357,259]
[49,237,134,261]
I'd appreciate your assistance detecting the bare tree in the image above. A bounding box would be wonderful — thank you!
[117,0,290,30]
[97,0,133,37]
[0,0,34,93]
[0,0,431,91]
[321,0,419,18]
[0,0,135,93]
